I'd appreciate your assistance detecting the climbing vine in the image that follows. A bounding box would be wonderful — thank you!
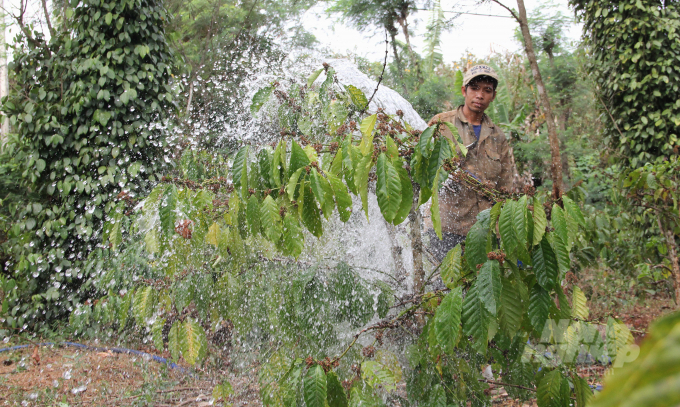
[0,0,175,328]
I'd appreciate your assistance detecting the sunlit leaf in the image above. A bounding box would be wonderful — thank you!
[441,244,463,289]
[346,84,368,110]
[182,318,207,365]
[307,68,324,87]
[571,286,589,320]
[354,153,373,219]
[327,172,352,222]
[260,195,282,243]
[442,121,468,156]
[418,125,436,158]
[359,114,377,154]
[251,85,273,114]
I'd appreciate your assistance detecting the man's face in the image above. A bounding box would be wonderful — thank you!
[461,80,496,114]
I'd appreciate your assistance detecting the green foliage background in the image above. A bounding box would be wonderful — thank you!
[0,0,175,327]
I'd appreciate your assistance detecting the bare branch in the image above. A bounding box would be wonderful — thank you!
[489,0,520,23]
[361,31,389,115]
[41,0,54,37]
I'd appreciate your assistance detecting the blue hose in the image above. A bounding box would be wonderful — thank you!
[0,341,190,375]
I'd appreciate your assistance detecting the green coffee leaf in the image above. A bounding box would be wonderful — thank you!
[232,146,249,197]
[310,168,326,209]
[251,85,273,114]
[168,320,181,362]
[260,195,282,243]
[307,68,324,87]
[434,286,463,354]
[159,184,177,236]
[182,318,207,366]
[442,121,468,156]
[478,260,502,316]
[151,317,165,352]
[132,285,155,326]
[537,369,562,407]
[247,194,261,236]
[440,244,463,289]
[532,198,547,246]
[327,172,352,222]
[499,276,525,338]
[572,374,592,407]
[391,157,413,225]
[533,236,559,290]
[465,209,491,271]
[346,84,368,110]
[326,371,348,407]
[301,184,323,237]
[359,114,377,153]
[303,365,327,407]
[418,125,436,158]
[462,282,490,354]
[354,153,373,219]
[571,286,589,320]
[528,284,551,334]
[376,153,402,222]
[289,141,310,176]
[282,213,304,259]
[551,204,570,250]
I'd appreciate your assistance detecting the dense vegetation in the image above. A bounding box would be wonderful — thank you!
[0,0,679,406]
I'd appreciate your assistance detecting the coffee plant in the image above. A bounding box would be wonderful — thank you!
[58,65,647,406]
[0,0,175,328]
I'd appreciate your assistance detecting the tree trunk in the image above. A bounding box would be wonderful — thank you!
[409,185,424,294]
[397,16,422,84]
[385,221,407,286]
[387,28,408,96]
[658,216,680,307]
[186,80,194,115]
[0,0,8,147]
[515,0,563,199]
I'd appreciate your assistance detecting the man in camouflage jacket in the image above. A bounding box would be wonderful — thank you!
[426,65,518,261]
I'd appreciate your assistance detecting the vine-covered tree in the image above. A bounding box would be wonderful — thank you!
[571,0,680,167]
[0,0,175,327]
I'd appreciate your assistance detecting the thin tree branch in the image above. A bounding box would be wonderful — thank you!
[489,0,520,23]
[478,379,536,392]
[361,31,389,115]
[41,0,54,37]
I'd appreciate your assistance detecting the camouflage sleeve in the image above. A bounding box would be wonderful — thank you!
[496,128,519,194]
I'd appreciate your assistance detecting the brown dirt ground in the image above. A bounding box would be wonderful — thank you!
[1,278,674,406]
[0,344,259,406]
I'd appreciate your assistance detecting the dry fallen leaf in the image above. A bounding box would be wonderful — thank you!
[32,346,40,366]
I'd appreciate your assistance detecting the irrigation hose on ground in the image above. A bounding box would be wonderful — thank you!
[0,341,191,375]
